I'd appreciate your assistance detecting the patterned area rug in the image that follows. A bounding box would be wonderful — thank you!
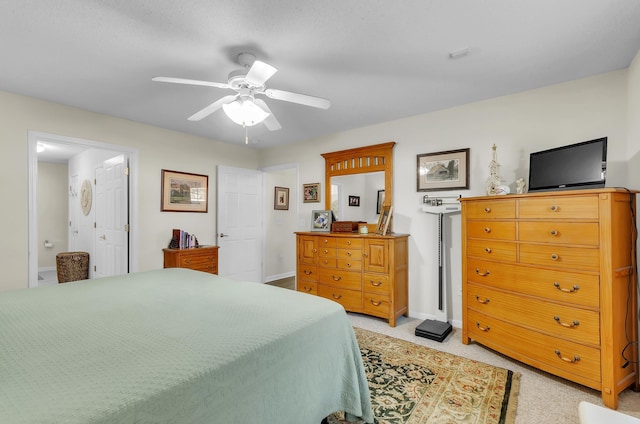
[329,328,519,424]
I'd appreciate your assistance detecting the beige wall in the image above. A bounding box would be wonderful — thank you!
[260,69,631,324]
[628,50,640,186]
[37,162,68,268]
[0,90,259,291]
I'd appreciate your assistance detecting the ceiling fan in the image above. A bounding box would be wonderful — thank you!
[152,53,331,132]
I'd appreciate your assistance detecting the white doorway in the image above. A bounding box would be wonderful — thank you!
[28,131,138,288]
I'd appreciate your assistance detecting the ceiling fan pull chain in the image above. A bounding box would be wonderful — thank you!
[244,123,248,144]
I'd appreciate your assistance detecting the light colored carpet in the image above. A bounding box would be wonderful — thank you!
[348,313,640,424]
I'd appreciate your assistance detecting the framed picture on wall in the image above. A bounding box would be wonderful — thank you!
[303,183,320,203]
[274,186,289,210]
[161,169,208,212]
[348,195,360,207]
[417,148,470,191]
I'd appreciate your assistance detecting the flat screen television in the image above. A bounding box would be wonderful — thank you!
[528,137,607,192]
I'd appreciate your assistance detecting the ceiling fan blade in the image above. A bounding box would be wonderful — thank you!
[254,99,282,131]
[152,76,231,90]
[188,94,238,121]
[264,88,330,109]
[245,61,278,86]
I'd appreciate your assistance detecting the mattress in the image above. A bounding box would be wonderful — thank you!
[0,268,373,423]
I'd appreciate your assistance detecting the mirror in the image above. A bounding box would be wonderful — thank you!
[322,142,395,225]
[330,172,384,222]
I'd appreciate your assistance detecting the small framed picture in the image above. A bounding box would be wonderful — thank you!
[376,205,393,235]
[417,148,470,191]
[311,210,332,232]
[274,186,289,210]
[348,195,360,207]
[161,169,208,213]
[303,183,320,203]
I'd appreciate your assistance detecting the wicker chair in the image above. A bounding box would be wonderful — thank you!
[56,252,89,283]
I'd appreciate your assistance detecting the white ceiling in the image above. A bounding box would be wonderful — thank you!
[3,1,640,151]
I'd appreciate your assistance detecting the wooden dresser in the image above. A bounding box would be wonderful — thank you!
[163,245,219,275]
[460,188,638,409]
[296,232,409,327]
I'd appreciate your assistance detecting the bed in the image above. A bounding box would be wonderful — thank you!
[0,268,373,423]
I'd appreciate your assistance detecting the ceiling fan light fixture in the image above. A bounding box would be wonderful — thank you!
[223,99,269,127]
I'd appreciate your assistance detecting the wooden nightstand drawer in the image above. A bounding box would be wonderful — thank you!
[363,293,390,318]
[465,199,516,219]
[163,246,219,275]
[518,196,599,219]
[467,239,516,262]
[318,284,362,310]
[519,244,599,271]
[467,221,516,240]
[519,221,599,246]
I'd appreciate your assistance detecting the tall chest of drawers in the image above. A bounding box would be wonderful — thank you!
[295,232,409,327]
[460,188,638,409]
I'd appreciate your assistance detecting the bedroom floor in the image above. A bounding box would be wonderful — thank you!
[268,277,640,423]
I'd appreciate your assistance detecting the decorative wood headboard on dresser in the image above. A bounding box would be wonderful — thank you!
[460,188,639,409]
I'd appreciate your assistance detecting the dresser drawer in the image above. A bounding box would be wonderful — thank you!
[319,267,362,290]
[337,238,363,249]
[318,258,337,268]
[466,309,601,388]
[336,259,362,271]
[363,273,390,295]
[467,258,599,308]
[318,247,336,258]
[465,199,516,219]
[180,254,217,271]
[467,283,600,346]
[467,239,517,262]
[519,244,599,271]
[519,222,599,246]
[297,281,317,295]
[467,221,516,240]
[363,293,390,318]
[297,264,318,282]
[518,196,599,219]
[337,248,362,260]
[318,284,362,310]
[317,237,337,247]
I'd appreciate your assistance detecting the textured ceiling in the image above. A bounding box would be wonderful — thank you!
[2,0,640,149]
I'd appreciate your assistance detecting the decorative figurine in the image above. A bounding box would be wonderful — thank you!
[486,144,503,196]
[516,177,527,194]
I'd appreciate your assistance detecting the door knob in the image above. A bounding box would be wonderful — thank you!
[99,235,106,240]
[219,233,228,238]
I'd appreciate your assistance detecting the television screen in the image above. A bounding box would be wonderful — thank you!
[528,137,607,192]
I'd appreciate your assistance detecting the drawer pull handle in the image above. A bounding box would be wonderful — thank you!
[303,270,313,275]
[332,293,342,300]
[332,275,342,281]
[550,229,558,236]
[550,205,559,212]
[554,316,580,328]
[370,280,382,287]
[485,247,492,253]
[554,282,579,293]
[484,207,491,213]
[475,268,491,277]
[346,240,352,245]
[322,239,329,244]
[475,322,491,332]
[363,253,369,258]
[323,249,329,254]
[484,227,491,233]
[304,286,312,292]
[184,259,192,263]
[312,248,318,253]
[554,349,580,363]
[475,295,490,304]
[346,251,352,256]
[323,260,329,265]
[551,254,559,261]
[370,299,382,306]
[346,263,352,268]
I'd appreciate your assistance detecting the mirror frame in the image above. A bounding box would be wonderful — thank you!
[321,142,395,220]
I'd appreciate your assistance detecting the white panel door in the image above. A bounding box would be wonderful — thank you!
[94,155,128,278]
[217,166,263,283]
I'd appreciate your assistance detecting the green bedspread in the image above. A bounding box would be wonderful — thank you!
[0,268,373,423]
